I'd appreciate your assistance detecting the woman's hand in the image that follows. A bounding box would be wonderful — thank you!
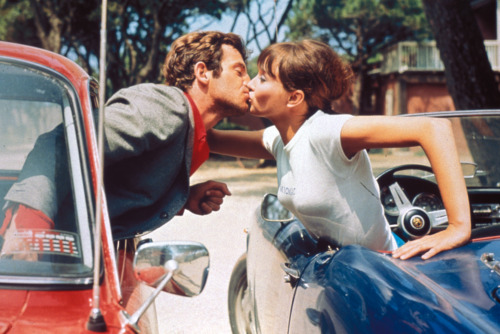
[392,224,470,260]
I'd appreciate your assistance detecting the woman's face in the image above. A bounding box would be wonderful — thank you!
[246,67,291,119]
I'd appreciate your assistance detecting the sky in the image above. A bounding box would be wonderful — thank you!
[187,0,290,54]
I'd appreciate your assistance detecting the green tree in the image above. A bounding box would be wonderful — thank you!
[0,0,101,74]
[0,0,226,94]
[0,0,39,47]
[105,0,225,91]
[286,0,432,115]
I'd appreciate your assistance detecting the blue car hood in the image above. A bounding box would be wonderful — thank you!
[305,239,500,333]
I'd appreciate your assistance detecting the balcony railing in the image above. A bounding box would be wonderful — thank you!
[380,40,500,74]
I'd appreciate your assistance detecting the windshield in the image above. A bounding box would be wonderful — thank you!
[0,60,93,284]
[368,113,500,189]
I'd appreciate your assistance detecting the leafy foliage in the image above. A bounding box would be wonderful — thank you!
[0,0,225,95]
[106,0,225,91]
[285,0,432,114]
[288,0,431,65]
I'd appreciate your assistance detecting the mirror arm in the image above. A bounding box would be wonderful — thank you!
[121,259,179,332]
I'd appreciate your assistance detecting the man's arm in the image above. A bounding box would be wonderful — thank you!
[103,84,190,165]
[4,124,68,220]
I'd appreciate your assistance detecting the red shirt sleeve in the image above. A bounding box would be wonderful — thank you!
[1,204,55,235]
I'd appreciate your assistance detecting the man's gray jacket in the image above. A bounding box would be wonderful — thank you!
[4,84,195,240]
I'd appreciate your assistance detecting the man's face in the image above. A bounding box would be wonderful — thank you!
[208,44,250,117]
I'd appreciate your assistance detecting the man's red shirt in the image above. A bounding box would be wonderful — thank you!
[184,92,210,176]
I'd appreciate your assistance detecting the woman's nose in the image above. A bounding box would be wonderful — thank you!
[246,76,257,90]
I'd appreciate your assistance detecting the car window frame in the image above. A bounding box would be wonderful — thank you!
[0,56,95,287]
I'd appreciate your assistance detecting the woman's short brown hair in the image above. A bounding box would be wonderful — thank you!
[257,40,353,115]
[163,31,248,91]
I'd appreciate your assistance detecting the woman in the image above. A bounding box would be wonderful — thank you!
[208,40,471,260]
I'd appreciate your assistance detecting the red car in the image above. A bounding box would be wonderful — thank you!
[0,41,209,333]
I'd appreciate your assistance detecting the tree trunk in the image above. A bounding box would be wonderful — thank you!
[136,13,163,84]
[30,0,63,53]
[422,0,500,186]
[357,66,375,115]
[421,0,500,110]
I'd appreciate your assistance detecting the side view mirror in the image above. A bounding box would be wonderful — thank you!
[133,241,209,297]
[461,162,479,179]
[261,193,294,222]
[123,241,209,331]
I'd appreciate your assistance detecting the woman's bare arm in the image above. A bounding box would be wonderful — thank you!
[341,116,471,260]
[207,129,274,160]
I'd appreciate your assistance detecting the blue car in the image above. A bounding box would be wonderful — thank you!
[228,111,500,333]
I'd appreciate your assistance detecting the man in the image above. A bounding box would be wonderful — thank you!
[1,31,251,243]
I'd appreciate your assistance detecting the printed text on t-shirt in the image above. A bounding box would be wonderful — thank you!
[279,186,296,196]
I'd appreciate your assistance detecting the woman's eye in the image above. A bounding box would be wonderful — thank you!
[259,75,266,82]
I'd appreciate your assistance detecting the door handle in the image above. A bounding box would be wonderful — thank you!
[280,262,299,284]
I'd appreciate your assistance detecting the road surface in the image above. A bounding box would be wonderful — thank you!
[149,158,277,334]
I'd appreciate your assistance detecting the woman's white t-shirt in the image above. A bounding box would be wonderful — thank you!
[263,110,397,251]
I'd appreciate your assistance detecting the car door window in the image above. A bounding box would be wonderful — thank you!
[0,60,93,284]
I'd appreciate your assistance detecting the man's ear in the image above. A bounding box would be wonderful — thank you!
[287,90,305,108]
[194,62,210,85]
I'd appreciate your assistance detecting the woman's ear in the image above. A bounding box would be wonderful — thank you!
[287,90,305,108]
[194,62,210,86]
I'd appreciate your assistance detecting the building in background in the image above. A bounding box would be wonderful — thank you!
[372,0,500,115]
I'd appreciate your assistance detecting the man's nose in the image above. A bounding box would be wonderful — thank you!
[243,73,251,85]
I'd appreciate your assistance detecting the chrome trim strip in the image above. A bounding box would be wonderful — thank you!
[401,110,500,118]
[0,275,93,285]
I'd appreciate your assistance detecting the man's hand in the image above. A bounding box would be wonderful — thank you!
[184,180,232,215]
[392,224,470,260]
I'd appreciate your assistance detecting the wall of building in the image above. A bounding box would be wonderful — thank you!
[379,79,398,116]
[377,72,457,115]
[406,83,455,114]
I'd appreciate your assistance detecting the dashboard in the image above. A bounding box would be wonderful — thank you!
[378,175,500,230]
